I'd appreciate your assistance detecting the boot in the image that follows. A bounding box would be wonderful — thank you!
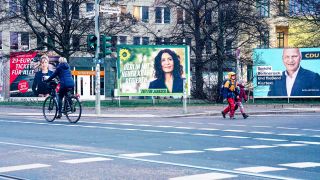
[242,113,249,119]
[56,112,62,119]
[230,116,236,120]
[221,111,226,118]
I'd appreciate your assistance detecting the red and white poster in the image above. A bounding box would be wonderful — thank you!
[9,52,58,97]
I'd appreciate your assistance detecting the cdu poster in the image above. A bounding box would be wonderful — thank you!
[253,48,320,98]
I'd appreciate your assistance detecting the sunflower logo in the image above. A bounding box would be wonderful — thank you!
[119,48,131,61]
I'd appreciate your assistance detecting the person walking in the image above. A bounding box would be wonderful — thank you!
[236,80,249,119]
[221,72,238,119]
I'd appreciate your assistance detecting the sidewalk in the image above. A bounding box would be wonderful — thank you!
[0,104,319,118]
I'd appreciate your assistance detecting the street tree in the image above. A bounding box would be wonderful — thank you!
[149,0,268,100]
[286,0,320,47]
[7,0,134,61]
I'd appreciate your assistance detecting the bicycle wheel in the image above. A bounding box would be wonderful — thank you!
[43,96,58,122]
[65,96,82,123]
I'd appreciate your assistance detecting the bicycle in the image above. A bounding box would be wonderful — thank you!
[42,78,82,123]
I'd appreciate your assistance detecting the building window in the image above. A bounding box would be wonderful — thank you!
[142,37,149,45]
[72,35,80,51]
[37,32,45,50]
[259,30,269,48]
[155,37,162,45]
[277,32,285,48]
[47,34,55,50]
[133,37,140,45]
[164,38,170,45]
[62,0,69,18]
[72,2,79,19]
[10,32,18,50]
[278,0,285,16]
[142,6,149,22]
[111,36,117,51]
[205,10,212,25]
[47,0,55,18]
[9,0,18,16]
[133,6,149,22]
[21,32,29,50]
[206,40,212,54]
[119,36,127,44]
[155,7,170,23]
[86,3,94,12]
[257,0,270,18]
[36,0,45,14]
[185,38,192,46]
[226,39,233,55]
[177,8,183,24]
[0,32,2,49]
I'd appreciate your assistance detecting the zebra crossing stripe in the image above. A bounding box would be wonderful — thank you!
[279,162,320,168]
[169,172,237,180]
[235,166,287,173]
[0,163,50,173]
[60,157,112,164]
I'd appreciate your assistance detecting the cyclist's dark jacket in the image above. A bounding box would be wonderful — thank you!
[47,62,74,88]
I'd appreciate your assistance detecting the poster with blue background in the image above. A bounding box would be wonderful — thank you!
[253,48,320,98]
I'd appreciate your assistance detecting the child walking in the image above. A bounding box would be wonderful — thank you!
[236,80,249,119]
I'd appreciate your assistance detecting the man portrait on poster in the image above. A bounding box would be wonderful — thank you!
[268,48,320,96]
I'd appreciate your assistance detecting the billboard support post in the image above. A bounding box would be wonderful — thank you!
[183,78,187,114]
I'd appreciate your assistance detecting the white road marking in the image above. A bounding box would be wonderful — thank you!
[293,141,320,145]
[235,166,287,173]
[169,172,237,180]
[0,141,299,180]
[275,144,307,147]
[254,138,288,142]
[276,127,299,130]
[205,147,242,152]
[165,132,188,134]
[198,128,219,131]
[277,133,305,136]
[222,136,250,139]
[162,150,204,154]
[175,127,194,129]
[193,133,218,137]
[279,162,320,168]
[223,129,246,132]
[156,125,174,128]
[60,157,112,164]
[120,153,161,158]
[242,145,276,149]
[252,126,272,128]
[312,135,320,138]
[302,129,320,132]
[249,131,273,134]
[140,129,164,133]
[0,163,50,173]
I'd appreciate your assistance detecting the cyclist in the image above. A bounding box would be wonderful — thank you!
[45,57,74,119]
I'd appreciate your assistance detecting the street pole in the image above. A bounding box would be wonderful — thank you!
[95,0,101,115]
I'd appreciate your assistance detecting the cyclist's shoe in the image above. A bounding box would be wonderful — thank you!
[56,113,62,119]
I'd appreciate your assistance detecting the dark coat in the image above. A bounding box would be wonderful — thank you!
[149,78,183,93]
[32,70,53,96]
[47,63,74,88]
[268,67,320,96]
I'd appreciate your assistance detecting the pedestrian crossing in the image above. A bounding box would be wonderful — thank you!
[1,158,319,179]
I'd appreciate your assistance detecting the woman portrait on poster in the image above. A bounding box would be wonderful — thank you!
[32,55,53,97]
[149,49,184,93]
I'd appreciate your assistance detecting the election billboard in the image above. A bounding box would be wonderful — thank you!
[117,45,190,96]
[10,52,59,97]
[253,48,320,98]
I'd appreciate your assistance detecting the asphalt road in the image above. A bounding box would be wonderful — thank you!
[0,113,320,180]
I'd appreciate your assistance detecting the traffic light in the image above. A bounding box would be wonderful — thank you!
[87,35,97,52]
[101,35,112,57]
